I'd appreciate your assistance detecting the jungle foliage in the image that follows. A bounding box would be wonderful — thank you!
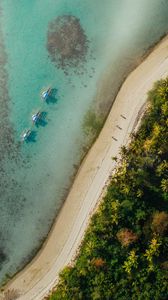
[49,78,168,300]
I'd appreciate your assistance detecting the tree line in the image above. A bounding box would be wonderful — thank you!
[48,78,168,300]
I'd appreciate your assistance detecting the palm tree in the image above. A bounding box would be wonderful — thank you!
[161,178,168,193]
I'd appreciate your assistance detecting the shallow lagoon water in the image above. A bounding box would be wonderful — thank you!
[0,0,168,281]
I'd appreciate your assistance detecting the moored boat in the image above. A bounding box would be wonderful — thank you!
[21,129,31,141]
[32,111,41,123]
[41,87,51,100]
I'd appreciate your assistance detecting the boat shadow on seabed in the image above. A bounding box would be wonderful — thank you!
[45,88,58,104]
[25,130,37,143]
[34,111,48,128]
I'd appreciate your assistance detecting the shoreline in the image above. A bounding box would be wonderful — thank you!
[2,35,168,300]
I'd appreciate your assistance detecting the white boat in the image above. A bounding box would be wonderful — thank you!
[32,111,41,123]
[21,129,31,141]
[41,87,51,100]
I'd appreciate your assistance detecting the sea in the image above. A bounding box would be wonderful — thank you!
[0,0,168,283]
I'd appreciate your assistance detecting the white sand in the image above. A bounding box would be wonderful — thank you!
[2,36,168,300]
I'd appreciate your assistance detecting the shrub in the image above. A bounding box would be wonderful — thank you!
[116,229,138,247]
[151,211,168,235]
[91,258,106,268]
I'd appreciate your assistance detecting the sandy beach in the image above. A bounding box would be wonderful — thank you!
[2,35,168,300]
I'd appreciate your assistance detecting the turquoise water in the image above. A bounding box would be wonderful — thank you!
[0,0,168,282]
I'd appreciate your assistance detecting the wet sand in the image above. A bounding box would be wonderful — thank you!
[2,35,168,300]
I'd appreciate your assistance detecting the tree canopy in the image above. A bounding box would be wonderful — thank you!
[48,78,168,300]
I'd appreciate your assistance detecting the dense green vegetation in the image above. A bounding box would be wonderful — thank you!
[49,78,168,300]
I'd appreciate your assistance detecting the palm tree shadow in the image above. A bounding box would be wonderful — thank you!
[46,88,58,104]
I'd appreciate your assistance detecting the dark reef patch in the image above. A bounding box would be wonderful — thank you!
[47,15,89,75]
[0,8,20,164]
[0,7,29,280]
[0,250,6,266]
